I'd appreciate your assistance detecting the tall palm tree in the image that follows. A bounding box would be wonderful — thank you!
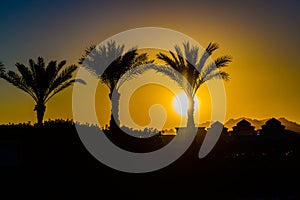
[0,57,83,126]
[145,42,231,127]
[159,42,231,127]
[79,40,153,130]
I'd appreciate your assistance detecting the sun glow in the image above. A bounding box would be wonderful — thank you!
[172,92,199,116]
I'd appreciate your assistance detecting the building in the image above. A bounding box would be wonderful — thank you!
[231,119,257,136]
[260,118,285,135]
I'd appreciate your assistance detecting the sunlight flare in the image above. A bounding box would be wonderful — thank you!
[172,92,199,116]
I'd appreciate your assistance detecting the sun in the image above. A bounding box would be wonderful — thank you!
[172,92,199,116]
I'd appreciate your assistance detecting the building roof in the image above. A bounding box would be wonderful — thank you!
[237,119,251,126]
[265,118,282,127]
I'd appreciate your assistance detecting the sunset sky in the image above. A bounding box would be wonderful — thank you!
[0,0,299,128]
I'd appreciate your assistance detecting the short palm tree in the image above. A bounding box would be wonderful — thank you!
[0,62,4,74]
[79,40,153,129]
[0,57,82,126]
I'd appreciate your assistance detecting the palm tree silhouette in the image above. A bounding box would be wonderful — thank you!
[0,62,4,74]
[0,57,83,126]
[79,40,153,130]
[152,42,231,127]
[157,42,232,127]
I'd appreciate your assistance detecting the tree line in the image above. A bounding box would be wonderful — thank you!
[0,41,231,129]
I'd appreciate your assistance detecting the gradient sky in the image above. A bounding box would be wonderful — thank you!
[0,0,299,127]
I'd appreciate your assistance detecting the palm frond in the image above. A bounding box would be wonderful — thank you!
[169,51,183,71]
[15,63,34,88]
[117,49,138,76]
[157,43,200,88]
[200,62,216,80]
[219,71,230,81]
[116,64,151,86]
[120,64,185,90]
[196,51,209,72]
[154,65,184,89]
[29,59,36,77]
[187,62,200,89]
[201,55,232,81]
[193,76,204,95]
[214,55,232,68]
[183,42,199,65]
[46,64,78,101]
[174,45,183,58]
[116,52,154,89]
[0,62,4,74]
[157,52,182,72]
[78,45,96,64]
[80,41,126,81]
[45,79,76,103]
[154,42,231,97]
[1,71,38,102]
[196,42,218,72]
[132,53,154,67]
[57,60,67,72]
[203,70,230,82]
[37,57,45,69]
[56,65,78,83]
[47,60,68,90]
[32,57,47,97]
[45,61,58,88]
[99,46,152,90]
[206,42,219,55]
[178,54,186,70]
[106,40,125,60]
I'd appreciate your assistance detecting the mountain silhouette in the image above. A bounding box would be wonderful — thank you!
[277,117,300,133]
[199,117,300,133]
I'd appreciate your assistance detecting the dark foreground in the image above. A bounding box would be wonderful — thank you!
[0,121,300,199]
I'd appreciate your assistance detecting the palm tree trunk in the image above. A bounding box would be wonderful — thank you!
[187,94,195,128]
[109,89,121,131]
[34,103,46,126]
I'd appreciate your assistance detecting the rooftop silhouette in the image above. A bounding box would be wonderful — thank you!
[230,119,257,136]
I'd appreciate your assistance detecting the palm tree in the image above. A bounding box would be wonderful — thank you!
[79,40,153,130]
[151,42,231,127]
[0,62,4,74]
[0,57,83,126]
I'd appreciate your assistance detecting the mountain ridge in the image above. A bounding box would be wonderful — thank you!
[198,117,300,133]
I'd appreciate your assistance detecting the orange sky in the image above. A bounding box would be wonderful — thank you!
[0,0,299,127]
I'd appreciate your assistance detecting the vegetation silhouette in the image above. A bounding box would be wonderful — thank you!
[0,57,84,125]
[0,118,299,165]
[0,118,300,198]
[79,40,154,130]
[1,47,299,198]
